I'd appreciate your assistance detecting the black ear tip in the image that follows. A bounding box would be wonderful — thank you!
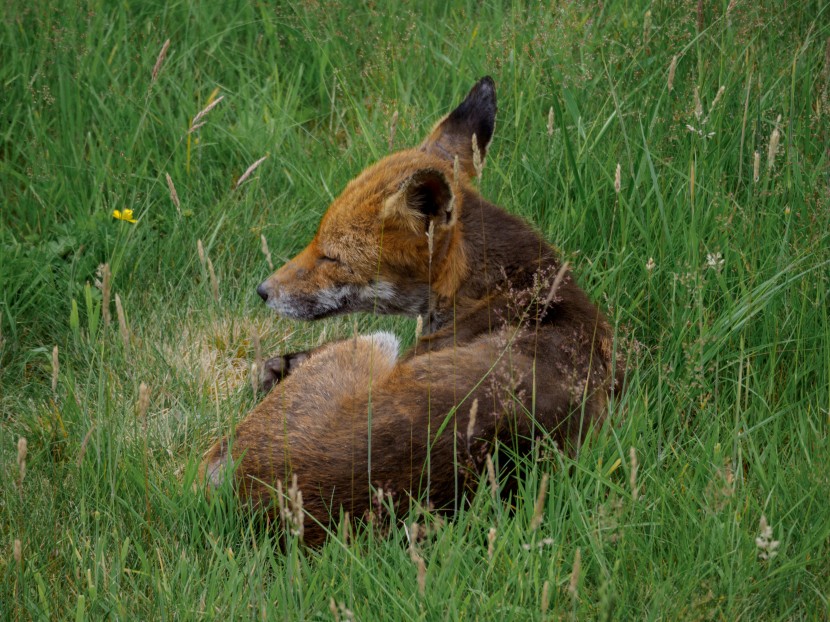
[470,76,496,104]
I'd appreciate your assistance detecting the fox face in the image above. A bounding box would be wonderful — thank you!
[256,78,497,321]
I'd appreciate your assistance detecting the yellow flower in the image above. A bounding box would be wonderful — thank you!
[112,209,137,223]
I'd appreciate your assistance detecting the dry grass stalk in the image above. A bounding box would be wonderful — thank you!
[51,345,59,396]
[629,447,639,501]
[487,526,497,559]
[530,472,549,530]
[465,398,479,451]
[17,437,27,486]
[13,539,22,564]
[102,263,111,327]
[189,95,224,133]
[568,548,582,600]
[115,294,130,353]
[614,163,621,194]
[151,39,170,83]
[165,172,181,214]
[415,315,423,342]
[547,106,555,136]
[388,109,399,150]
[753,151,761,183]
[234,155,268,190]
[668,55,678,92]
[260,234,274,271]
[486,453,498,499]
[206,257,219,302]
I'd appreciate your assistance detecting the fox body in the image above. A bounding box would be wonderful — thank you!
[201,77,622,545]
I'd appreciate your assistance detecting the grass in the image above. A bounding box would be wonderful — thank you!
[2,0,829,618]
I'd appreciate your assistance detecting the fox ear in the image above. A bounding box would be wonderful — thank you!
[420,76,497,178]
[382,168,455,232]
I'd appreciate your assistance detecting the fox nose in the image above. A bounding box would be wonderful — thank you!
[256,282,269,302]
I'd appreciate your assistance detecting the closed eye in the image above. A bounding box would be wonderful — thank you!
[319,254,339,264]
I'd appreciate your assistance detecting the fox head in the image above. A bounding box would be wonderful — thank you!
[256,77,497,320]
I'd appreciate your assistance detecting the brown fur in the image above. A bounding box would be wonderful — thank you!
[200,77,624,545]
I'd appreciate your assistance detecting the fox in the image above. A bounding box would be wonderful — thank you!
[200,77,623,545]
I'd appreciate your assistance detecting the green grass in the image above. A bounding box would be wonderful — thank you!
[2,0,829,618]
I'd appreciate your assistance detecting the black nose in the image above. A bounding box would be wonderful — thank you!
[256,282,269,302]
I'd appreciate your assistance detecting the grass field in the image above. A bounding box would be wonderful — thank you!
[2,0,829,618]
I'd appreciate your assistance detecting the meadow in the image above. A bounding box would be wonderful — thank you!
[2,0,829,618]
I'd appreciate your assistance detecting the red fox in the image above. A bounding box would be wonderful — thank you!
[201,77,623,545]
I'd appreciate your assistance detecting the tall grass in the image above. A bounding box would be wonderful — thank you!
[2,1,829,618]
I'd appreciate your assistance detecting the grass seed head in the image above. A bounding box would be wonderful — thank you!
[51,345,59,395]
[487,526,497,559]
[165,172,180,213]
[694,86,703,121]
[17,436,27,484]
[13,539,22,564]
[260,235,273,271]
[486,453,498,499]
[472,133,483,178]
[102,263,111,326]
[629,447,639,501]
[465,398,478,450]
[668,55,678,92]
[541,579,550,616]
[767,119,781,171]
[235,155,268,190]
[756,515,780,560]
[614,163,621,194]
[151,38,170,83]
[250,362,259,395]
[569,548,582,600]
[206,256,219,302]
[547,106,554,135]
[137,382,150,421]
[753,151,761,182]
[189,95,224,133]
[530,472,549,530]
[115,294,130,353]
[197,239,205,268]
[388,109,399,151]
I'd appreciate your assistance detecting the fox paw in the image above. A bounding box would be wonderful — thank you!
[260,351,311,393]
